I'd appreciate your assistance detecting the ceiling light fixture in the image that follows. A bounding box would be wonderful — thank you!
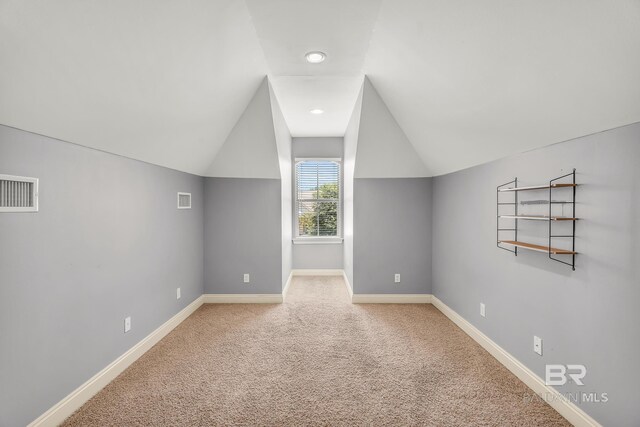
[310,109,324,115]
[305,51,326,64]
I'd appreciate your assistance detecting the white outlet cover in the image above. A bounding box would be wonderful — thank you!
[534,336,543,356]
[394,274,401,283]
[480,303,486,317]
[124,317,131,333]
[243,274,250,283]
[177,288,181,299]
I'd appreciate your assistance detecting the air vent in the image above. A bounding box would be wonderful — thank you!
[177,192,191,209]
[0,174,38,213]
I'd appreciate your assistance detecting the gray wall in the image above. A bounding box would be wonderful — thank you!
[0,125,204,427]
[353,178,432,294]
[293,244,343,270]
[292,137,343,270]
[204,177,282,294]
[431,122,640,426]
[4,115,636,427]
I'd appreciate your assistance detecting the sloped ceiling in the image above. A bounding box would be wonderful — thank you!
[0,0,268,175]
[2,1,639,176]
[364,0,640,176]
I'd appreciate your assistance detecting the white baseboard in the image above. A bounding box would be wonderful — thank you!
[202,294,283,304]
[431,296,601,427]
[282,272,293,300]
[28,296,204,427]
[30,286,591,426]
[291,269,344,276]
[352,294,432,304]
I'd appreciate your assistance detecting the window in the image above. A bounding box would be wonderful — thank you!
[295,159,341,239]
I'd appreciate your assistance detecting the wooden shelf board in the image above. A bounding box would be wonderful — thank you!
[498,240,577,255]
[499,183,576,192]
[498,215,578,221]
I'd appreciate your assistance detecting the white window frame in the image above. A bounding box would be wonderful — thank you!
[293,158,343,244]
[0,174,39,213]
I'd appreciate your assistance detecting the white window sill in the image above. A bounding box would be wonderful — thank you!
[293,237,343,245]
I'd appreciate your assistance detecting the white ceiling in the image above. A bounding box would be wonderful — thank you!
[1,0,639,176]
[245,0,381,136]
[267,75,363,137]
[364,0,640,175]
[0,0,268,175]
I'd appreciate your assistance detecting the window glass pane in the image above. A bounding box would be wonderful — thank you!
[296,160,340,237]
[318,201,338,236]
[296,161,318,200]
[298,201,319,236]
[318,182,338,200]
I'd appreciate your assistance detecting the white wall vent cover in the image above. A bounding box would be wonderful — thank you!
[177,192,192,209]
[0,174,39,212]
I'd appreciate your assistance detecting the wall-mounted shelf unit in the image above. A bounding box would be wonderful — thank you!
[498,215,577,221]
[498,240,577,255]
[498,183,576,192]
[497,169,578,270]
[519,199,573,205]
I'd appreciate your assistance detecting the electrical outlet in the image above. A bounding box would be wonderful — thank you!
[176,288,181,300]
[534,336,543,356]
[394,274,401,283]
[243,273,250,283]
[124,316,131,333]
[480,303,486,317]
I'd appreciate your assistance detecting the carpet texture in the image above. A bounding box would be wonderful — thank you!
[63,277,569,426]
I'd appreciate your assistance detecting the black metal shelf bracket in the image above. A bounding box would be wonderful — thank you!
[497,178,518,255]
[549,169,577,270]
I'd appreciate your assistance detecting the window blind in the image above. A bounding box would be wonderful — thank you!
[295,160,340,237]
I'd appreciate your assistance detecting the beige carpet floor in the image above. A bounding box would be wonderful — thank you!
[63,277,569,426]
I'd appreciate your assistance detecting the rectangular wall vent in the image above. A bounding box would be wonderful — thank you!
[177,192,192,209]
[0,174,39,212]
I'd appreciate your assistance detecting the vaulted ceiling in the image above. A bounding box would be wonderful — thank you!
[1,0,639,176]
[0,0,268,175]
[364,0,640,175]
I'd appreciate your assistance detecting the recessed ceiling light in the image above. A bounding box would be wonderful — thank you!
[310,109,324,115]
[305,51,326,64]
